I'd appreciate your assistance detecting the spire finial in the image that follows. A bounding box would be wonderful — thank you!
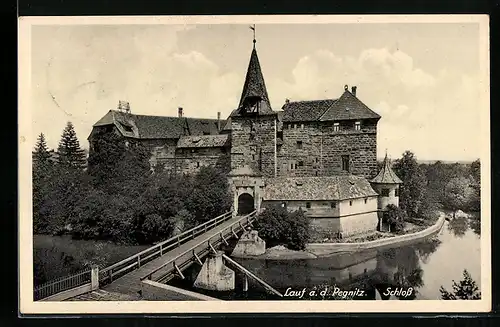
[250,24,256,48]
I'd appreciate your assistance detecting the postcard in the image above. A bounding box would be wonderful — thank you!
[18,14,491,314]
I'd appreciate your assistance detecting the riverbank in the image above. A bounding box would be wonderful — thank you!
[306,212,445,257]
[234,213,446,260]
[34,234,150,286]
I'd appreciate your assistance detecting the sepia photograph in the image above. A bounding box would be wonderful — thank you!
[18,15,490,314]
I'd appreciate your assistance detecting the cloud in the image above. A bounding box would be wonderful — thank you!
[31,26,241,150]
[31,27,480,162]
[268,48,480,161]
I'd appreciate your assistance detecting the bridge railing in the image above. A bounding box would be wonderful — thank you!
[34,268,92,301]
[141,210,258,282]
[99,211,233,285]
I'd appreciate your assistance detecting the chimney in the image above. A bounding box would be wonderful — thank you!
[178,107,183,118]
[351,86,357,97]
[217,112,221,131]
[285,98,290,104]
[344,84,348,91]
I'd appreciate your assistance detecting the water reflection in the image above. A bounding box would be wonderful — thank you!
[447,216,469,238]
[170,217,481,300]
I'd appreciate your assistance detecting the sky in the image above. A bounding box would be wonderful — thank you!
[30,22,483,161]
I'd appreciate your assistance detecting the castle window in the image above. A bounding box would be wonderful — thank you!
[364,198,368,204]
[288,124,291,129]
[296,141,303,149]
[298,161,304,167]
[395,188,399,197]
[306,202,311,209]
[315,171,318,176]
[197,162,200,168]
[331,202,336,208]
[355,121,361,131]
[315,157,318,163]
[349,201,353,206]
[334,123,340,132]
[277,144,282,152]
[277,131,283,140]
[341,155,350,171]
[381,188,390,197]
[301,124,304,129]
[203,131,210,135]
[281,202,287,208]
[294,124,297,129]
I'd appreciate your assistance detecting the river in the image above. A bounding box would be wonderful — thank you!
[170,214,481,300]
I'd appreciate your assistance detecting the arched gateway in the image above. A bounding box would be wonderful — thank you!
[237,193,255,215]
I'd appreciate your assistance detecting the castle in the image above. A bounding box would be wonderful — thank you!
[88,38,402,238]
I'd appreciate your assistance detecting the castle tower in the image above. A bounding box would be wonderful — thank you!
[228,32,278,215]
[370,153,403,231]
[229,36,277,178]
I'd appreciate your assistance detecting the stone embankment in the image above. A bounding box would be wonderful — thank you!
[232,213,446,260]
[306,213,446,257]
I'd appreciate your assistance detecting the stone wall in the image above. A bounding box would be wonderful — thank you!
[230,116,277,177]
[277,119,378,179]
[339,212,379,237]
[339,196,378,217]
[174,147,230,175]
[262,200,340,217]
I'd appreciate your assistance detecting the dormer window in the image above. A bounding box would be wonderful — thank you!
[355,121,361,131]
[334,123,340,132]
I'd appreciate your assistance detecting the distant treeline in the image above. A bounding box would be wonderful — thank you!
[33,122,232,245]
[378,151,480,223]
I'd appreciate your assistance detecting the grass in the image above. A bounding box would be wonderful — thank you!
[33,234,150,287]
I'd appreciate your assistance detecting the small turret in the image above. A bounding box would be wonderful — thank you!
[370,153,403,231]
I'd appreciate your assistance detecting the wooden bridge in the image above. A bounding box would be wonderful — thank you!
[95,210,259,298]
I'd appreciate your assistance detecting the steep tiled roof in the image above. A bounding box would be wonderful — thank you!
[92,110,225,139]
[230,48,276,117]
[371,154,403,184]
[263,175,378,201]
[177,134,229,148]
[282,99,337,122]
[319,90,381,121]
[281,90,381,123]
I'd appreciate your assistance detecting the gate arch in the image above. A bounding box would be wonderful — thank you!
[237,193,255,215]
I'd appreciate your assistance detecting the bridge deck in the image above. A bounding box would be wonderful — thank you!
[102,214,245,297]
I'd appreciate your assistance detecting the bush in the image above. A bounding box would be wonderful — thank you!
[254,205,311,251]
[385,204,408,233]
[440,269,481,300]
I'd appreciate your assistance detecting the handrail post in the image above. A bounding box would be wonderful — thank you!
[137,255,141,268]
[177,235,180,246]
[160,244,163,256]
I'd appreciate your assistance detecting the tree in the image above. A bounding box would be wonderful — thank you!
[470,159,480,184]
[440,269,481,300]
[384,204,407,233]
[57,122,87,170]
[254,205,311,251]
[393,151,427,218]
[445,177,475,217]
[87,131,151,197]
[33,133,54,233]
[33,133,51,169]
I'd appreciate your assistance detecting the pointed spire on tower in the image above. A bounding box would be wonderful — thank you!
[371,150,403,184]
[229,27,274,117]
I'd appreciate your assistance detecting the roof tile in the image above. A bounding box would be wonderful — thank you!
[263,175,378,201]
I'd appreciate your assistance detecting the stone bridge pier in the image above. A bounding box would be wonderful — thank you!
[193,251,235,291]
